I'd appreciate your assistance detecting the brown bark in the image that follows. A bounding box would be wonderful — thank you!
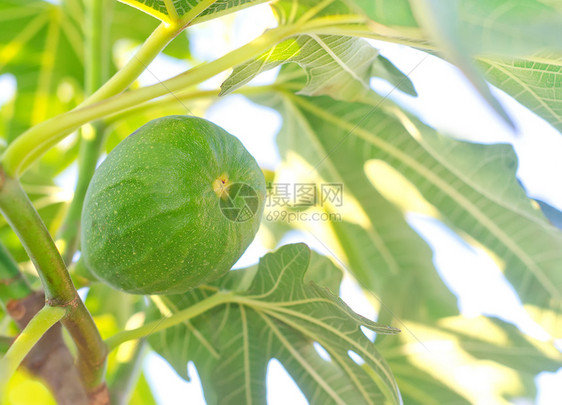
[6,291,109,405]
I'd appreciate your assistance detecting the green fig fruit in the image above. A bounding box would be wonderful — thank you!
[81,116,265,294]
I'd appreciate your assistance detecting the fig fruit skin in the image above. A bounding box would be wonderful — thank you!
[81,115,266,294]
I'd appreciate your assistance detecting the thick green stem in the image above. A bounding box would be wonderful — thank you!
[0,242,32,303]
[0,175,107,392]
[64,305,108,392]
[1,25,296,177]
[105,291,234,351]
[0,177,74,303]
[109,339,147,405]
[0,305,65,392]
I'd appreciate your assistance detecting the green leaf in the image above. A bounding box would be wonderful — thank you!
[0,0,84,142]
[343,0,562,129]
[0,0,193,188]
[377,316,562,404]
[537,0,562,11]
[221,34,416,101]
[117,0,171,22]
[346,0,417,27]
[253,84,458,325]
[0,0,190,145]
[348,0,562,56]
[117,0,269,25]
[260,90,562,337]
[535,199,562,230]
[305,250,343,294]
[370,55,417,96]
[148,243,401,405]
[221,35,380,102]
[273,0,356,23]
[112,1,191,60]
[447,0,562,57]
[409,0,515,129]
[479,57,562,133]
[196,0,271,24]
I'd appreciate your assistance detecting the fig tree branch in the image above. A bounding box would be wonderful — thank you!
[0,175,107,398]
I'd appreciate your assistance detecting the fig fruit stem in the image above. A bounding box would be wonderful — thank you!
[105,291,235,351]
[0,175,108,394]
[0,24,298,177]
[0,305,65,393]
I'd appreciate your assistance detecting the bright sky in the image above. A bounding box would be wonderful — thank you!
[0,2,560,404]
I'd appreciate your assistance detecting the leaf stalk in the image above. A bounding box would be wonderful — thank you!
[1,25,297,176]
[0,305,65,393]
